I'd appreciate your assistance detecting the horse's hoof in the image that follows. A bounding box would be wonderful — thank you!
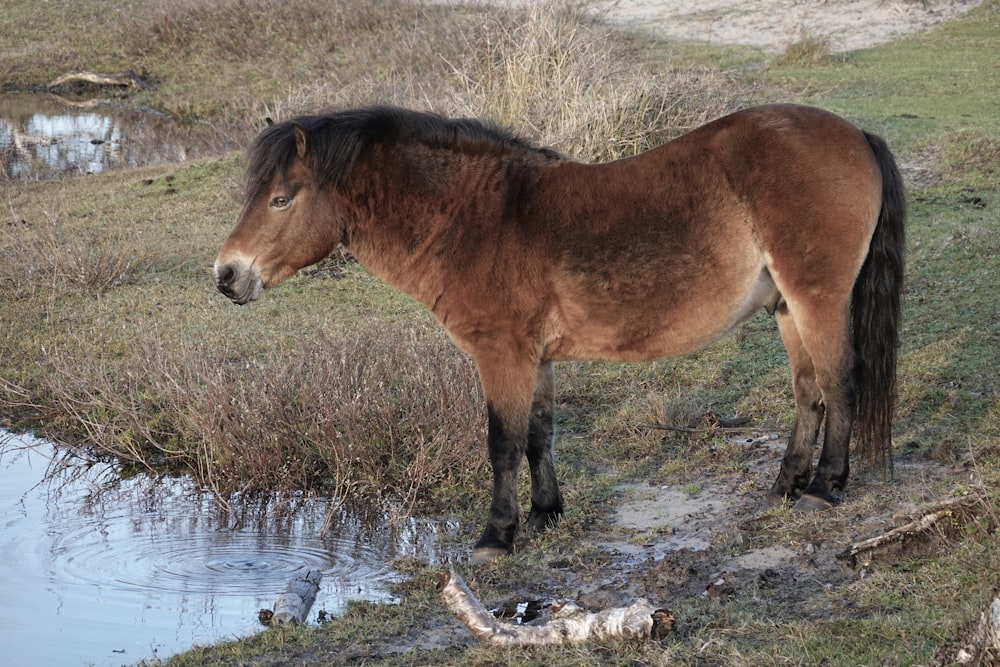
[526,508,562,533]
[791,493,835,512]
[470,546,510,564]
[765,491,791,507]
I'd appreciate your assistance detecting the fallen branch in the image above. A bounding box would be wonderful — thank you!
[46,70,155,91]
[643,413,785,435]
[838,490,988,565]
[890,492,986,523]
[643,423,761,434]
[261,569,322,626]
[437,569,674,645]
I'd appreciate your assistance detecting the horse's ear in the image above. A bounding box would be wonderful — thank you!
[265,117,274,126]
[293,123,310,160]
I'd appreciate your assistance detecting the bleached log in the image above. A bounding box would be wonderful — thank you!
[270,569,322,625]
[972,597,1000,658]
[437,569,674,645]
[46,70,155,90]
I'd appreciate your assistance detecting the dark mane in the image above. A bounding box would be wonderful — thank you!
[244,106,561,202]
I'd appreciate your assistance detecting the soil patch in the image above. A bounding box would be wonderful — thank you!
[596,0,983,53]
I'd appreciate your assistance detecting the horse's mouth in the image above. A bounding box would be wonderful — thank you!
[222,280,263,305]
[223,281,262,306]
[214,262,264,305]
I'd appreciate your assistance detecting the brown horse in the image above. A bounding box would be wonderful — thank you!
[214,104,905,561]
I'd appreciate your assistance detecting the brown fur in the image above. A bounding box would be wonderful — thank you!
[215,104,905,559]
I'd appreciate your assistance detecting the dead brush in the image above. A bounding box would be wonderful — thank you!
[127,0,335,61]
[0,211,155,298]
[38,316,486,516]
[442,1,754,162]
[123,0,419,121]
[774,30,835,66]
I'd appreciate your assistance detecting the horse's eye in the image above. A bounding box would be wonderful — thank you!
[269,196,292,210]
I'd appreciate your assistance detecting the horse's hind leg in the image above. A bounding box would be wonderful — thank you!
[526,361,564,532]
[768,305,825,502]
[799,351,855,510]
[771,301,855,509]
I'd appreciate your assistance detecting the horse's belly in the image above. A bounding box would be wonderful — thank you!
[545,266,778,362]
[545,312,729,362]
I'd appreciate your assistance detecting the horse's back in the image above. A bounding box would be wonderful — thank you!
[528,105,882,363]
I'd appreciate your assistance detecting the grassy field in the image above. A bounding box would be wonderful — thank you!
[2,1,999,665]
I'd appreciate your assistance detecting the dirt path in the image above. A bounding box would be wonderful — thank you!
[596,0,982,52]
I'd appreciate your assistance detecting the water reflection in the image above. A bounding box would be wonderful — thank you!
[0,431,459,667]
[0,94,246,181]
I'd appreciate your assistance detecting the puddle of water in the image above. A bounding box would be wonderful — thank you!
[0,430,457,667]
[0,94,245,182]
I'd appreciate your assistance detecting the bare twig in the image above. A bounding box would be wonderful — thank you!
[642,423,784,435]
[642,412,788,435]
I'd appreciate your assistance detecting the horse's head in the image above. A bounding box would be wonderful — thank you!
[214,122,345,304]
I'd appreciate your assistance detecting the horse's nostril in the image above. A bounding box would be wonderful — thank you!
[216,265,235,286]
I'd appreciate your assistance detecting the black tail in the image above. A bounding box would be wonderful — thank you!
[852,132,906,469]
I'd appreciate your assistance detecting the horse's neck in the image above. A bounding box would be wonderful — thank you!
[343,146,526,308]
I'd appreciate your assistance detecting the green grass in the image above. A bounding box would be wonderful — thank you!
[763,0,1000,170]
[2,1,999,666]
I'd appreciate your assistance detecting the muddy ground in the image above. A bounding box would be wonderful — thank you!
[388,435,972,659]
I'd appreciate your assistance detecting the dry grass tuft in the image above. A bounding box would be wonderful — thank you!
[440,2,752,160]
[212,1,755,162]
[774,31,834,67]
[944,130,1000,178]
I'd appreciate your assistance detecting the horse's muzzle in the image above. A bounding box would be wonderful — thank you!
[213,261,263,305]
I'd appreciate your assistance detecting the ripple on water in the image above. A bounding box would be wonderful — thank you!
[46,504,397,599]
[0,432,458,667]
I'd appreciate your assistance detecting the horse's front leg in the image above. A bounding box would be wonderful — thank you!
[526,361,563,531]
[471,355,538,562]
